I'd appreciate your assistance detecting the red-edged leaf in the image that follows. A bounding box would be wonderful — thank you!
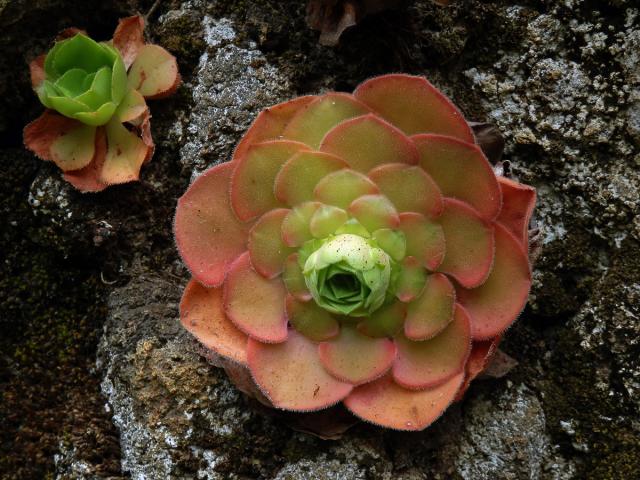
[274,150,348,206]
[127,44,181,99]
[368,163,443,217]
[354,74,473,142]
[248,209,293,279]
[309,204,348,238]
[393,304,471,389]
[348,194,399,232]
[314,169,379,209]
[285,294,339,341]
[438,199,494,288]
[457,223,531,340]
[395,256,427,303]
[63,127,109,193]
[283,253,312,301]
[454,336,500,402]
[113,15,145,69]
[233,96,316,162]
[247,330,353,411]
[318,326,396,385]
[281,201,321,247]
[357,301,406,338]
[99,118,147,185]
[413,134,501,219]
[320,114,418,173]
[223,252,288,343]
[282,92,370,148]
[180,279,248,365]
[496,176,536,248]
[398,212,446,271]
[404,273,455,341]
[29,54,46,89]
[343,371,464,431]
[174,163,250,287]
[231,140,309,221]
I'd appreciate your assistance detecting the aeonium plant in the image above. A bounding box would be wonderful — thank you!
[175,74,536,433]
[24,16,180,192]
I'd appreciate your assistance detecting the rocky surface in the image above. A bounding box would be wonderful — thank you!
[1,0,639,478]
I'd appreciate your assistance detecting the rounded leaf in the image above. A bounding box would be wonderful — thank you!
[248,209,293,279]
[309,204,348,238]
[398,212,446,271]
[127,44,180,98]
[281,201,321,247]
[285,294,339,341]
[496,177,536,248]
[404,273,455,341]
[314,169,379,209]
[283,253,312,301]
[348,194,400,232]
[100,117,148,184]
[395,256,427,303]
[357,301,406,338]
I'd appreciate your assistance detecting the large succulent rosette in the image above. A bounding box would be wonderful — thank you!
[175,74,536,431]
[24,16,180,192]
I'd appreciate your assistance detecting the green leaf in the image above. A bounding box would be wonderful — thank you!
[53,68,89,97]
[72,102,117,126]
[75,66,112,110]
[53,34,112,75]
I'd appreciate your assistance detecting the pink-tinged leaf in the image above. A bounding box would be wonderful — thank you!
[353,74,473,142]
[395,256,427,303]
[496,177,536,248]
[371,228,406,261]
[368,163,443,217]
[348,194,399,232]
[231,140,309,221]
[314,169,379,209]
[248,209,293,279]
[283,253,312,301]
[286,294,339,341]
[180,279,248,365]
[233,96,316,162]
[23,111,96,171]
[413,134,501,219]
[29,54,46,89]
[319,326,396,385]
[393,303,471,389]
[344,371,464,431]
[282,92,370,148]
[174,163,250,287]
[454,336,500,402]
[63,127,109,193]
[274,150,348,206]
[281,201,321,247]
[127,44,181,99]
[99,118,147,185]
[457,223,531,340]
[113,15,145,69]
[309,204,348,238]
[405,273,455,341]
[398,212,445,271]
[224,252,288,343]
[357,301,406,338]
[115,89,148,123]
[247,329,353,411]
[139,109,154,163]
[320,114,418,173]
[56,27,86,40]
[438,199,494,289]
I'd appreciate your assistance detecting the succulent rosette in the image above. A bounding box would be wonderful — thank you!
[24,16,180,192]
[175,74,536,431]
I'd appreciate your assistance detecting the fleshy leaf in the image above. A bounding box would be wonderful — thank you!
[372,228,406,261]
[283,253,312,301]
[335,218,370,237]
[318,326,396,384]
[457,223,531,340]
[398,212,446,271]
[180,279,248,365]
[368,163,443,217]
[357,301,406,338]
[314,169,379,209]
[231,140,308,221]
[348,194,399,232]
[404,273,455,341]
[344,372,464,431]
[113,15,145,69]
[274,150,347,206]
[115,88,147,123]
[496,177,536,248]
[247,330,353,411]
[281,201,321,247]
[127,44,180,98]
[353,74,473,142]
[174,163,250,287]
[395,256,427,303]
[438,199,495,289]
[62,127,109,192]
[23,111,96,171]
[99,117,147,184]
[285,294,339,341]
[223,252,288,343]
[72,102,117,126]
[53,34,112,76]
[29,54,46,89]
[393,304,471,389]
[248,208,293,279]
[233,96,315,162]
[282,93,370,148]
[309,204,348,238]
[454,336,500,402]
[320,114,418,173]
[414,134,501,219]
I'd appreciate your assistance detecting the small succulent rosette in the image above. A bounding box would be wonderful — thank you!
[24,16,180,192]
[175,74,536,432]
